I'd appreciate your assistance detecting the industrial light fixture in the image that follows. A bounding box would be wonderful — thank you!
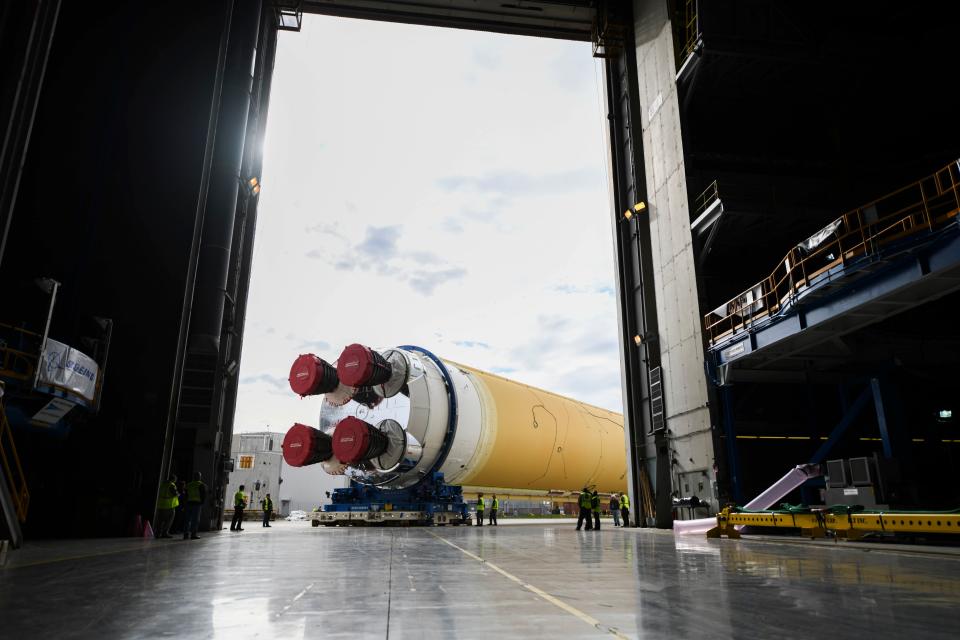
[276,2,303,32]
[246,176,261,196]
[623,201,646,221]
[633,332,658,346]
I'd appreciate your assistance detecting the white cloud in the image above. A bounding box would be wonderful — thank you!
[233,16,622,439]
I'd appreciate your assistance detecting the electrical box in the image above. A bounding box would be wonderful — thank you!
[826,459,848,488]
[849,457,875,486]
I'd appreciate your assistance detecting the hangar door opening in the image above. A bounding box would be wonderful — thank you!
[229,13,634,517]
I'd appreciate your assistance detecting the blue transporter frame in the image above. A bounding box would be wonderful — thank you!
[322,472,470,526]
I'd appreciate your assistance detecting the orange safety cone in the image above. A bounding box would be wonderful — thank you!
[143,520,154,539]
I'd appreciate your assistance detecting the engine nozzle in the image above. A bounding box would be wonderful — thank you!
[289,354,339,397]
[336,343,392,388]
[332,416,389,464]
[282,423,334,467]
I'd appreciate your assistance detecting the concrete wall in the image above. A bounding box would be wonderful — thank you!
[633,0,716,513]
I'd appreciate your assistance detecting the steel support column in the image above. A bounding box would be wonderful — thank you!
[189,0,263,355]
[213,9,279,530]
[869,374,909,470]
[0,0,61,270]
[810,385,871,464]
[871,377,893,459]
[721,386,742,503]
[158,0,236,527]
[160,0,270,530]
[604,3,665,527]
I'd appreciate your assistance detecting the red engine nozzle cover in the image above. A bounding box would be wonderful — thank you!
[282,422,332,467]
[336,343,390,387]
[332,416,374,464]
[289,354,338,396]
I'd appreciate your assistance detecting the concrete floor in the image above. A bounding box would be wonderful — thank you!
[2,521,960,639]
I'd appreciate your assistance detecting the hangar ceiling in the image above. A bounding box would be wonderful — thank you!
[300,0,597,40]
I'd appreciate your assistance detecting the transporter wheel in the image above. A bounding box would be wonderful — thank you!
[323,522,336,527]
[311,520,320,527]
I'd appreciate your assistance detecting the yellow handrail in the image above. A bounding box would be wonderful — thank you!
[681,0,699,60]
[0,322,42,338]
[0,397,30,522]
[704,160,960,345]
[694,179,719,216]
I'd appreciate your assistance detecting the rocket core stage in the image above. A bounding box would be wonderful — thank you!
[282,343,627,494]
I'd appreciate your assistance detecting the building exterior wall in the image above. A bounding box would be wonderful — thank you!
[224,430,349,516]
[224,432,284,515]
[633,0,716,513]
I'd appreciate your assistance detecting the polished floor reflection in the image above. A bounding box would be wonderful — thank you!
[2,521,959,639]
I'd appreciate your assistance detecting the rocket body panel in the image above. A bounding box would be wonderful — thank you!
[449,363,626,493]
[435,364,485,485]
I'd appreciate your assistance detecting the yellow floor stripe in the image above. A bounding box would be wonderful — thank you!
[428,531,629,639]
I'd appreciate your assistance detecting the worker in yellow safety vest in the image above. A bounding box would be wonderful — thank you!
[261,493,273,528]
[183,471,206,540]
[476,493,485,526]
[488,494,499,526]
[620,492,630,527]
[576,487,593,530]
[591,490,601,530]
[155,474,179,539]
[230,484,248,532]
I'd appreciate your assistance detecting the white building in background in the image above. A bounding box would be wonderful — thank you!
[225,430,348,516]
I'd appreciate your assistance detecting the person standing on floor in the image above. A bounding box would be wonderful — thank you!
[620,492,631,527]
[488,494,499,526]
[591,490,602,530]
[576,487,593,530]
[231,484,247,532]
[171,480,187,535]
[183,471,206,540]
[476,493,485,526]
[261,493,273,527]
[610,493,621,527]
[155,474,178,539]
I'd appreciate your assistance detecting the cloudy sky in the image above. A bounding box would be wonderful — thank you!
[234,15,623,435]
